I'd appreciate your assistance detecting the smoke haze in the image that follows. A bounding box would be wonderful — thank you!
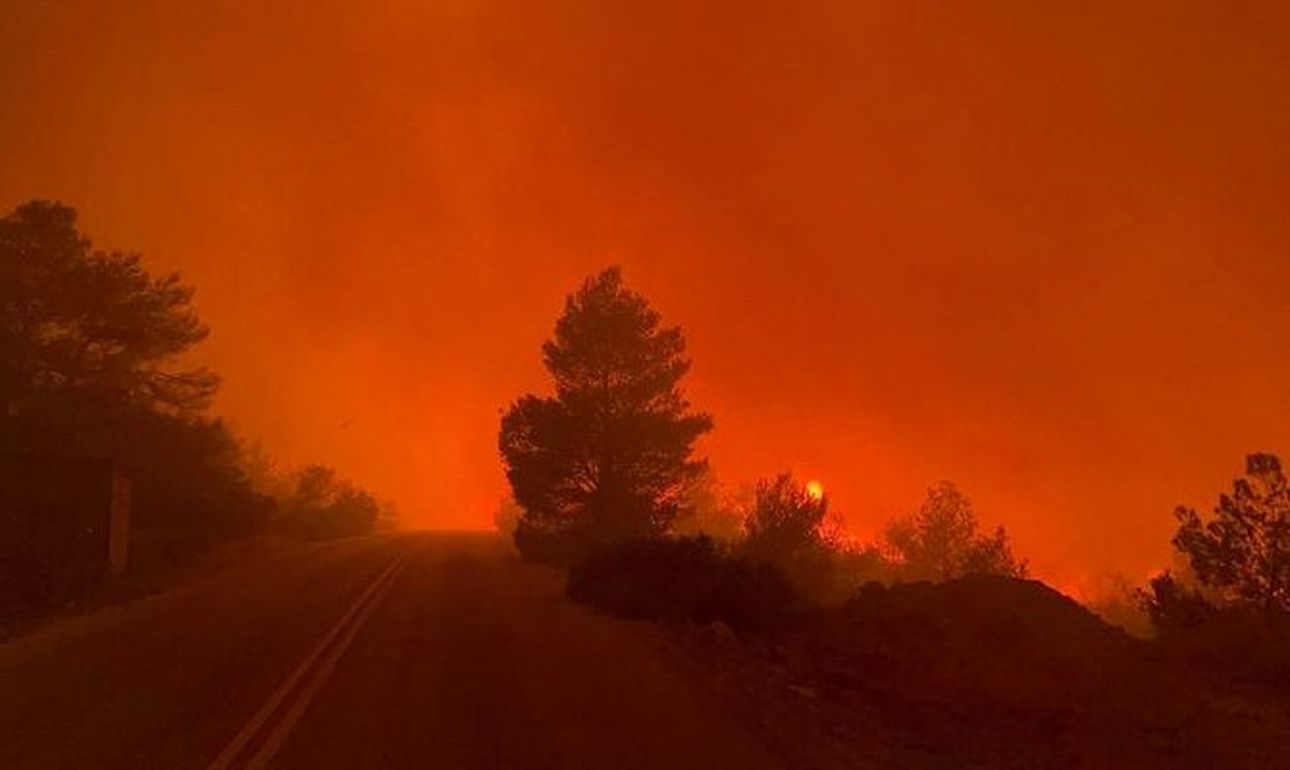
[3,0,1288,587]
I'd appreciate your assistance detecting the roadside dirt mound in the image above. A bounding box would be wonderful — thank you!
[796,575,1141,708]
[677,576,1290,769]
[843,574,1133,663]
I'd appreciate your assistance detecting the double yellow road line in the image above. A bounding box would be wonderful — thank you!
[207,551,412,770]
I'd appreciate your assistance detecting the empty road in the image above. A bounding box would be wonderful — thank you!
[0,533,779,769]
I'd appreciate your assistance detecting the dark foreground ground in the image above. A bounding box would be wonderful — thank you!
[0,533,777,769]
[7,532,1288,770]
[673,577,1290,770]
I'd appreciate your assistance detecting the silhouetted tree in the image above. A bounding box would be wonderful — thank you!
[885,481,1027,581]
[0,201,265,551]
[499,267,712,563]
[0,200,215,426]
[1169,453,1290,613]
[741,473,844,602]
[742,473,837,562]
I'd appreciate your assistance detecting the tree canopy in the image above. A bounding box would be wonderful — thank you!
[499,267,712,562]
[0,200,216,426]
[1170,453,1290,612]
[742,473,837,564]
[884,481,1027,581]
[0,199,388,609]
[0,200,255,548]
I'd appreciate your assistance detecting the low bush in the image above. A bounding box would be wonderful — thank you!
[567,536,797,630]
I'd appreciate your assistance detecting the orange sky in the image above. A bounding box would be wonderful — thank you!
[3,1,1288,588]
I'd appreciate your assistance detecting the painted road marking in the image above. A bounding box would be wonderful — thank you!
[207,551,411,770]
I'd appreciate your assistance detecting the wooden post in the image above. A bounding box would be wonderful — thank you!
[108,471,131,577]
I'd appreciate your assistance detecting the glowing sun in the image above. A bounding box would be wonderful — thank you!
[805,480,825,500]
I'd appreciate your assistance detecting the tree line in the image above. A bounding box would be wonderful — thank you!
[500,267,1288,635]
[499,268,1026,623]
[1,201,391,610]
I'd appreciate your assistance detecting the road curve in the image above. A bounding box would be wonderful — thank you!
[0,532,780,769]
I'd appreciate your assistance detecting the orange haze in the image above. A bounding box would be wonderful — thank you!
[3,1,1288,588]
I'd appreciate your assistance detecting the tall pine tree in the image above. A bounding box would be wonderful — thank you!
[499,267,712,563]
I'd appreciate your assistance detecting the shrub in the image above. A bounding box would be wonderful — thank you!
[1137,571,1216,632]
[276,465,381,540]
[742,473,835,563]
[738,473,851,604]
[567,536,797,630]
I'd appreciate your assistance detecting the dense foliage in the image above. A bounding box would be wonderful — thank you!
[1,201,387,619]
[500,268,712,563]
[1135,452,1290,687]
[742,474,837,562]
[739,473,844,601]
[1170,453,1289,613]
[0,201,216,419]
[0,201,264,549]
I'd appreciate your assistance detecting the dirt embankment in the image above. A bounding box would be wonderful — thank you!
[670,575,1290,770]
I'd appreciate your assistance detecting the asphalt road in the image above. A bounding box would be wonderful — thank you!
[0,533,779,769]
